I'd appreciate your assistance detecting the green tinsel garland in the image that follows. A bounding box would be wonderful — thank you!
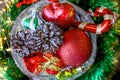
[0,0,28,80]
[0,0,119,80]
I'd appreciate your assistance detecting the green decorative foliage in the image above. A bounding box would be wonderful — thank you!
[89,0,119,12]
[68,0,81,3]
[9,1,30,21]
[0,0,28,79]
[4,58,25,80]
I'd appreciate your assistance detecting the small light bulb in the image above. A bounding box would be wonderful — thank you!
[2,29,5,32]
[4,37,7,40]
[6,48,11,52]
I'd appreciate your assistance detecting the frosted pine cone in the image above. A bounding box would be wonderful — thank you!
[11,22,63,57]
[35,22,63,53]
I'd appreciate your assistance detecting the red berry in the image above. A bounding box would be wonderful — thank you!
[57,29,92,67]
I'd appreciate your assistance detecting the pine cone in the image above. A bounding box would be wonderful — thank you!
[11,22,63,57]
[35,22,63,53]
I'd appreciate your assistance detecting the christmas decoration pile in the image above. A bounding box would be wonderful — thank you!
[10,0,116,80]
[11,22,63,57]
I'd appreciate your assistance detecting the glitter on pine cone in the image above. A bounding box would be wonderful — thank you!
[11,29,39,57]
[11,22,63,57]
[35,22,63,53]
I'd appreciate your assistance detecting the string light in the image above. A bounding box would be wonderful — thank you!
[116,30,120,33]
[2,8,6,12]
[0,66,7,78]
[6,48,12,52]
[4,37,7,40]
[0,38,3,50]
[10,0,15,4]
[0,1,4,4]
[0,0,24,79]
[2,29,5,32]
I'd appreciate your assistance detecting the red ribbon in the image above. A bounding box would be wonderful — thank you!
[23,52,65,75]
[16,0,38,8]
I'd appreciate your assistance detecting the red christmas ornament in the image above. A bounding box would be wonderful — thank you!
[74,7,117,34]
[16,0,38,8]
[57,29,92,67]
[42,0,116,34]
[41,0,75,29]
[24,52,65,75]
[23,52,47,74]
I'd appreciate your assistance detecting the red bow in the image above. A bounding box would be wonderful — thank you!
[23,52,66,75]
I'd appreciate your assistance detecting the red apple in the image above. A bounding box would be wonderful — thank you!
[57,29,92,67]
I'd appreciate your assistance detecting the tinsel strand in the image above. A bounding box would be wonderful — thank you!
[0,0,25,80]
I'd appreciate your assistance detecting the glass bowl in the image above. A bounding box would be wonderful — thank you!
[10,0,97,80]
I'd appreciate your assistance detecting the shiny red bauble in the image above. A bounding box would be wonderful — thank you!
[41,2,75,29]
[57,29,92,67]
